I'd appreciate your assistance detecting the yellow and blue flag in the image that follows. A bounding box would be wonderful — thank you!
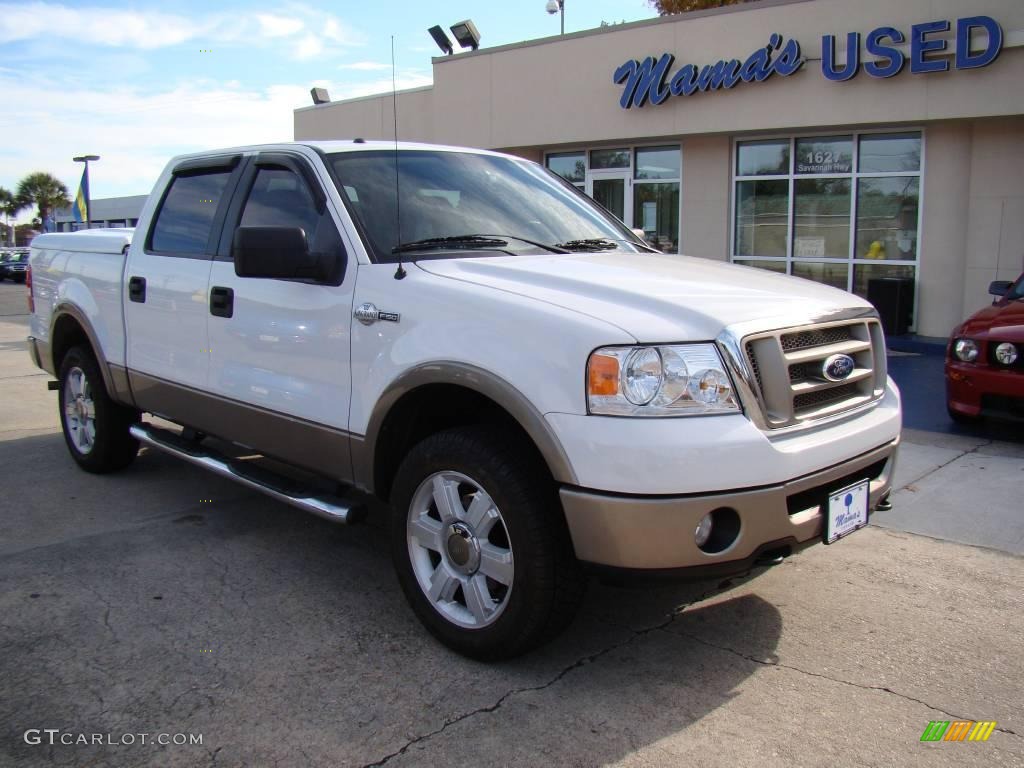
[72,167,88,224]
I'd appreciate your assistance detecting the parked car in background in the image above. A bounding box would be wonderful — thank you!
[0,249,29,282]
[947,273,1024,423]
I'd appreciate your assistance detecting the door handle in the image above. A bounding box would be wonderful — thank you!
[128,276,146,303]
[209,286,234,318]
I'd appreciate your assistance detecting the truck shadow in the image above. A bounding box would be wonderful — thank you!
[0,434,781,767]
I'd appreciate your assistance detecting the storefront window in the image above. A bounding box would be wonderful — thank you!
[735,179,788,257]
[737,139,789,176]
[794,178,850,258]
[590,148,630,170]
[855,177,919,260]
[734,259,786,273]
[546,152,585,187]
[732,130,922,327]
[792,261,849,291]
[858,133,921,173]
[593,178,626,221]
[795,136,852,174]
[634,182,679,253]
[547,144,681,254]
[635,146,680,180]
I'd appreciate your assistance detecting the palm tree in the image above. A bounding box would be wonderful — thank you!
[16,172,71,232]
[0,186,17,246]
[649,0,759,13]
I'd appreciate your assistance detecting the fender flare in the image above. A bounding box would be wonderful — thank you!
[49,303,132,405]
[356,361,578,493]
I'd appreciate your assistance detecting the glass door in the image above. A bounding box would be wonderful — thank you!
[587,172,631,229]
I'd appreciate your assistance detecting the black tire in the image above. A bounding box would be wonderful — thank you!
[58,345,140,473]
[390,426,586,660]
[948,406,981,426]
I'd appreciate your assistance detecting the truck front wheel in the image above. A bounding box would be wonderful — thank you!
[58,345,139,473]
[390,426,585,660]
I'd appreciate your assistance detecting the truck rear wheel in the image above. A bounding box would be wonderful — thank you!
[58,345,139,473]
[390,426,585,660]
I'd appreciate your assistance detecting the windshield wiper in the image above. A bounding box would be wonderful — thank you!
[393,233,571,255]
[554,238,620,251]
[393,235,509,254]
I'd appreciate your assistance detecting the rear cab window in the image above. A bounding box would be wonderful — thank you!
[147,159,239,257]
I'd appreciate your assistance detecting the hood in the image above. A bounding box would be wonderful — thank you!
[959,299,1024,342]
[416,252,875,341]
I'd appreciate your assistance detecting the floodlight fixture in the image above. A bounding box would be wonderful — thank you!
[546,1,565,35]
[310,87,331,105]
[428,25,454,55]
[449,19,480,51]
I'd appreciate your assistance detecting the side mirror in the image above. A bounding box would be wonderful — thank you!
[233,226,331,282]
[988,280,1013,298]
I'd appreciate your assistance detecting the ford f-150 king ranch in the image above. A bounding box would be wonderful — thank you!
[27,141,901,659]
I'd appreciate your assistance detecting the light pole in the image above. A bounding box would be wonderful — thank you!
[72,154,100,230]
[546,0,564,35]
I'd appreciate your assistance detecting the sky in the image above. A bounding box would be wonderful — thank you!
[0,0,656,217]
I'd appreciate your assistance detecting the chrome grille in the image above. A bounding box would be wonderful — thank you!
[781,325,854,351]
[741,318,886,428]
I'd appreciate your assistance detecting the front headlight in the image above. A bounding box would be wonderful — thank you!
[995,342,1019,365]
[953,338,979,363]
[587,343,740,416]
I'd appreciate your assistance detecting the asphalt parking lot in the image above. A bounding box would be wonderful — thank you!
[1,280,1022,768]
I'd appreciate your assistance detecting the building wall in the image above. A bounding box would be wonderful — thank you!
[680,135,730,261]
[963,117,1024,321]
[295,0,1024,336]
[297,0,1024,148]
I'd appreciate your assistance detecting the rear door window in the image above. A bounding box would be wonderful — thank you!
[149,170,232,255]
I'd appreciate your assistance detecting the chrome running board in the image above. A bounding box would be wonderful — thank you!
[129,423,366,524]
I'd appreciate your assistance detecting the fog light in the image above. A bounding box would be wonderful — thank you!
[954,338,979,362]
[694,513,713,547]
[995,342,1018,365]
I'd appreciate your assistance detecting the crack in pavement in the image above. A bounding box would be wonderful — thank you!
[359,583,730,768]
[895,437,993,492]
[665,628,1021,741]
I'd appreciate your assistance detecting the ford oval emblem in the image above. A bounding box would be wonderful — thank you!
[822,354,855,382]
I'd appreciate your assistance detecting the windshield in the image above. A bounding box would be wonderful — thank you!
[327,150,647,263]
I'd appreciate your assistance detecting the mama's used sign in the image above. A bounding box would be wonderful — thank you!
[614,15,1002,110]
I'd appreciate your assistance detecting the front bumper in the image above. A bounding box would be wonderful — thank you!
[946,360,1023,419]
[560,437,898,571]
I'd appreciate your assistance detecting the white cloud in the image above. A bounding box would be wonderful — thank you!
[0,2,363,50]
[340,61,392,71]
[294,33,324,60]
[0,70,433,210]
[256,14,305,38]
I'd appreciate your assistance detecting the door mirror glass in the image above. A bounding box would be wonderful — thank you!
[233,226,331,282]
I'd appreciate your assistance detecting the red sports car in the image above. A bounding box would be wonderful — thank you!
[946,273,1024,423]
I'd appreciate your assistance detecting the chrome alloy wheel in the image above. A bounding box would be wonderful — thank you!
[63,366,96,454]
[407,472,514,629]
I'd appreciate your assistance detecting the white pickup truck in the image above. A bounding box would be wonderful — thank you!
[28,141,900,659]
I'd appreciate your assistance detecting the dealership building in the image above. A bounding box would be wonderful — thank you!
[294,0,1024,339]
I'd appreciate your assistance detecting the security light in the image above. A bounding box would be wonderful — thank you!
[546,0,560,13]
[310,87,331,105]
[428,25,454,55]
[449,19,480,51]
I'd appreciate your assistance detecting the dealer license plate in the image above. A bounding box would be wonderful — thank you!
[825,480,869,544]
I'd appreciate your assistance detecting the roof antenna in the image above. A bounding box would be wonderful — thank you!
[391,35,406,280]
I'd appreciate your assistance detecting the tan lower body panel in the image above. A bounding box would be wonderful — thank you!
[129,371,354,484]
[560,438,898,570]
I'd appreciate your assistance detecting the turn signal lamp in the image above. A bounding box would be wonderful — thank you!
[588,353,619,396]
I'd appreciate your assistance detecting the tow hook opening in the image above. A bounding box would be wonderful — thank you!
[755,545,791,567]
